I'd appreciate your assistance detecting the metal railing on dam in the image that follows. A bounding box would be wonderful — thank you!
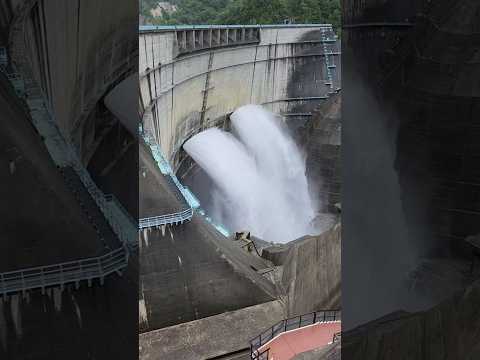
[141,23,336,57]
[0,25,136,294]
[139,126,197,229]
[140,24,337,57]
[0,246,129,296]
[139,208,194,229]
[139,124,230,236]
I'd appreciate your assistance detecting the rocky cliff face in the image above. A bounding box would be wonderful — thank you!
[261,223,341,317]
[293,341,340,360]
[342,280,480,359]
[305,92,341,214]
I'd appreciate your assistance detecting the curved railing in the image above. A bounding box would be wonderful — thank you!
[140,24,336,32]
[139,126,197,229]
[140,123,234,236]
[0,246,129,296]
[250,310,341,359]
[139,208,193,229]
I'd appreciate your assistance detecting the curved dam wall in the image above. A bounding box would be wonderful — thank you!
[7,0,137,164]
[139,24,341,172]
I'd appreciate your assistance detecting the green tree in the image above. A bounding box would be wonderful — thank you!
[141,0,340,33]
[218,0,288,24]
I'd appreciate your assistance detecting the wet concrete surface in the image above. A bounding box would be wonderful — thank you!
[139,143,278,331]
[139,300,284,360]
[0,72,103,271]
[139,142,185,218]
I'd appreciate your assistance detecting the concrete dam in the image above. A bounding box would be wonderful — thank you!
[139,24,341,169]
[0,0,138,359]
[0,3,342,356]
[138,24,341,359]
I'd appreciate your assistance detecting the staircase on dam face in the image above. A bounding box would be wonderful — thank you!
[320,28,336,93]
[200,51,215,130]
[0,34,136,297]
[60,166,120,251]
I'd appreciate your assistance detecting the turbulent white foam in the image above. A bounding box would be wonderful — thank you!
[183,104,318,243]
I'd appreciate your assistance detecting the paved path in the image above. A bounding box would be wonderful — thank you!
[259,321,341,360]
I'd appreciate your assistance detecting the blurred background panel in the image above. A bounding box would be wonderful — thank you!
[0,0,138,359]
[342,1,480,359]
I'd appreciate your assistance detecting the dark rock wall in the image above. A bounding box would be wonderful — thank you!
[305,92,341,213]
[343,280,480,359]
[343,0,480,329]
[344,0,480,256]
[281,224,341,317]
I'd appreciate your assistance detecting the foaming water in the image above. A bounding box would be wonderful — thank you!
[183,105,318,243]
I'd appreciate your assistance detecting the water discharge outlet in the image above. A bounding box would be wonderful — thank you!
[184,104,320,243]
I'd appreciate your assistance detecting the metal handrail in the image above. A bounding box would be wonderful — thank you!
[1,18,133,295]
[251,348,269,360]
[139,208,193,229]
[104,194,138,249]
[0,245,128,296]
[249,310,341,358]
[140,24,335,32]
[71,162,137,248]
[139,127,197,229]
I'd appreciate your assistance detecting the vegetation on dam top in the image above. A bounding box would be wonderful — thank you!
[141,0,341,32]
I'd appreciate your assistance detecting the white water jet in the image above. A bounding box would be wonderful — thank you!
[183,104,318,243]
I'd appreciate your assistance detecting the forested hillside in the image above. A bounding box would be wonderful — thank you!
[140,0,341,31]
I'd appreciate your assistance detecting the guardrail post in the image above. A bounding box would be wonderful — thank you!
[40,268,45,295]
[97,257,103,274]
[59,264,65,292]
